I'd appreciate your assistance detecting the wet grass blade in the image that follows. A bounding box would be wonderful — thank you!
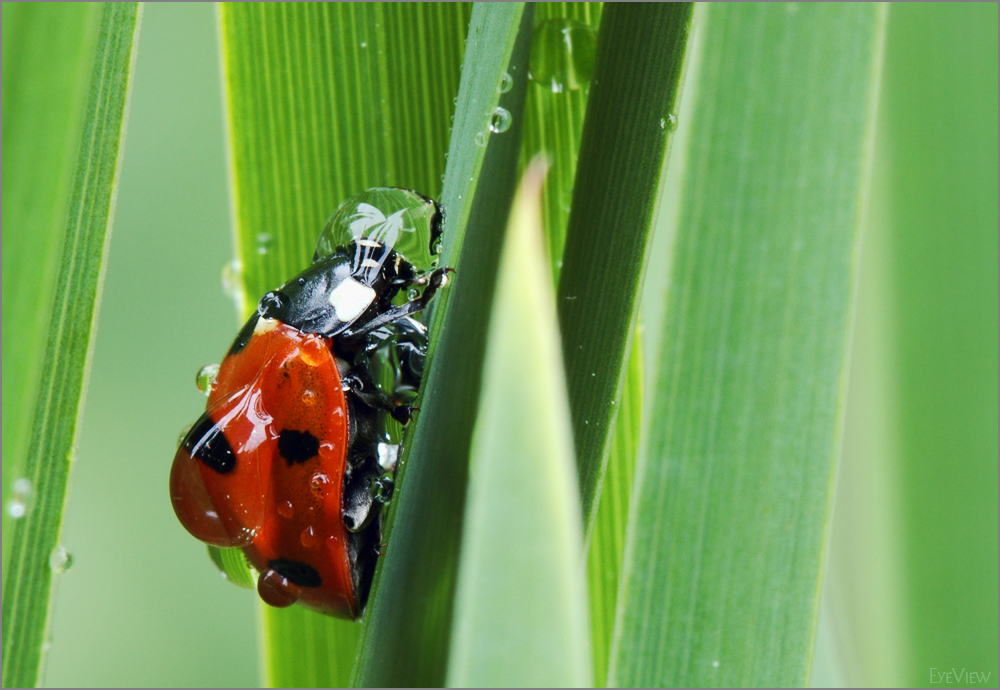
[611,5,887,686]
[0,4,140,687]
[217,4,471,685]
[447,161,591,688]
[352,5,531,686]
[518,2,602,279]
[556,3,693,527]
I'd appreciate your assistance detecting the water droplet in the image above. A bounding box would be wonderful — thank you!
[360,41,368,48]
[489,106,511,134]
[255,232,273,255]
[50,545,73,574]
[257,291,286,319]
[300,525,317,548]
[177,423,193,448]
[474,130,488,147]
[712,660,720,668]
[528,18,597,93]
[314,188,442,273]
[407,288,420,301]
[377,443,400,472]
[661,113,678,132]
[310,473,331,495]
[432,237,444,255]
[257,569,300,608]
[7,478,34,519]
[196,363,220,395]
[498,71,513,93]
[277,501,295,519]
[221,259,244,299]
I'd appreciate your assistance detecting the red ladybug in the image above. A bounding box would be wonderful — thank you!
[170,189,450,618]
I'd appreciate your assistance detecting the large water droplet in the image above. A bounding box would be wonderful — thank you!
[474,130,488,147]
[314,188,442,273]
[7,478,34,519]
[50,545,73,574]
[489,106,512,134]
[257,569,300,608]
[528,18,597,93]
[196,364,220,396]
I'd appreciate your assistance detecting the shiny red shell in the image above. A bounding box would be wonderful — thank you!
[169,318,359,617]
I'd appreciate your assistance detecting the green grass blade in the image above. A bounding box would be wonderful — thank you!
[1,4,140,687]
[352,6,531,686]
[217,4,471,685]
[447,161,591,688]
[587,332,642,687]
[518,2,602,279]
[2,2,102,581]
[610,4,886,687]
[556,3,693,526]
[881,7,998,683]
[821,4,999,686]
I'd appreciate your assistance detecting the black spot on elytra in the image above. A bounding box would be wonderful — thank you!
[184,413,236,474]
[278,429,319,464]
[268,558,322,588]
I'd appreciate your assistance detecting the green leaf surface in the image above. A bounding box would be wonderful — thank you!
[610,4,887,687]
[447,161,590,688]
[1,1,102,581]
[587,333,642,687]
[518,2,602,279]
[1,4,140,687]
[218,3,471,686]
[352,5,531,686]
[820,4,999,686]
[556,3,693,526]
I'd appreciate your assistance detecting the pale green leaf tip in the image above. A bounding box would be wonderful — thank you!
[446,160,592,688]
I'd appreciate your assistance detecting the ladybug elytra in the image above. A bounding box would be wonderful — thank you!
[170,188,450,618]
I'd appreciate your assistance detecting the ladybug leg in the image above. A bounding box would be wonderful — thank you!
[340,267,453,342]
[342,359,417,425]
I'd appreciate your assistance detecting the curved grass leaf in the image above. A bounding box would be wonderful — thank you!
[447,161,590,688]
[0,4,140,687]
[352,6,531,686]
[217,4,471,686]
[610,5,887,686]
[556,3,694,526]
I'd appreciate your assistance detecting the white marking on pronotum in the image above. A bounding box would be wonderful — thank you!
[357,239,382,248]
[361,258,380,269]
[328,277,375,322]
[254,317,279,335]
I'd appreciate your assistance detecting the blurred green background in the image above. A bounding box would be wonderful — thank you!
[42,4,257,687]
[17,2,997,687]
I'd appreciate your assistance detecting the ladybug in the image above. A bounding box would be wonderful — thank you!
[170,189,451,619]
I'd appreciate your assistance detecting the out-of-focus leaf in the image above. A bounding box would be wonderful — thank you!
[611,4,886,686]
[1,4,140,687]
[447,161,591,688]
